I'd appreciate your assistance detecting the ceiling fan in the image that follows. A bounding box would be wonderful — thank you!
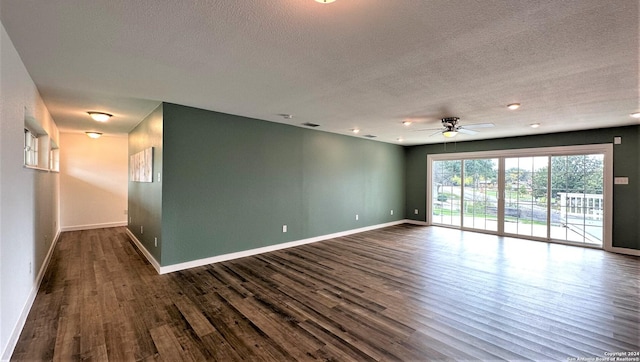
[416,117,494,138]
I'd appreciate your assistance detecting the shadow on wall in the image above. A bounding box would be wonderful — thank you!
[60,175,127,229]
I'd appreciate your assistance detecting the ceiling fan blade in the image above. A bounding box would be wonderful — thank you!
[414,127,443,132]
[429,130,444,137]
[463,123,494,129]
[458,128,478,135]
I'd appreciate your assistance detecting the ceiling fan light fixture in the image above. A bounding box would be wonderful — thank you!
[87,111,112,122]
[314,0,336,3]
[631,112,640,119]
[442,130,458,138]
[507,103,521,110]
[85,132,102,139]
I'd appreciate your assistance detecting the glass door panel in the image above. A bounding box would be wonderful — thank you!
[504,156,549,238]
[432,160,462,227]
[551,154,603,245]
[462,159,498,231]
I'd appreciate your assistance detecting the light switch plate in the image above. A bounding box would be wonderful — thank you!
[614,177,629,185]
[614,137,622,144]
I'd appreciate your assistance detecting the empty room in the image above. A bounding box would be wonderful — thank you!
[1,1,638,361]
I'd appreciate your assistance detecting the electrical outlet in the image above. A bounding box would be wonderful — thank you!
[129,217,132,224]
[154,237,158,247]
[141,225,144,234]
[414,209,419,215]
[124,209,128,215]
[355,214,359,221]
[282,225,287,233]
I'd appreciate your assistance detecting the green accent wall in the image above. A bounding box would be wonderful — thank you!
[160,103,405,265]
[128,104,163,262]
[129,102,638,268]
[405,125,640,250]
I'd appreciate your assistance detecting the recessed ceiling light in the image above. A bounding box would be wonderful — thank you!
[631,112,640,119]
[402,121,412,126]
[87,112,112,122]
[507,103,521,110]
[397,138,404,142]
[85,132,102,139]
[351,128,360,134]
[278,114,293,119]
[530,123,540,128]
[315,0,336,3]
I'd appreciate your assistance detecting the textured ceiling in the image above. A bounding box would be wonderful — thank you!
[1,0,638,145]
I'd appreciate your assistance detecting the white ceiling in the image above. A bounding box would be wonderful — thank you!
[1,0,638,145]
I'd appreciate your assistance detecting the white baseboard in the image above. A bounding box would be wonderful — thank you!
[1,229,61,362]
[607,246,640,257]
[60,221,127,232]
[125,228,162,274]
[128,220,408,275]
[404,219,428,226]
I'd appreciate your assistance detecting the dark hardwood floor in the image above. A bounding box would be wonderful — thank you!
[11,225,640,361]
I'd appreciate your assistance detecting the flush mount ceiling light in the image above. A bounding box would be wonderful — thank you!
[85,132,102,139]
[87,111,112,122]
[507,103,521,110]
[315,0,336,3]
[402,121,412,126]
[530,123,540,128]
[442,130,458,138]
[631,112,640,119]
[397,137,404,142]
[278,114,293,119]
[351,128,360,134]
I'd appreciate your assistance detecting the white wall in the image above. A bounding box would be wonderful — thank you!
[0,22,60,360]
[60,133,128,230]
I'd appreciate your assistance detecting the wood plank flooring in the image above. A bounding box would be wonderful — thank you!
[11,225,640,361]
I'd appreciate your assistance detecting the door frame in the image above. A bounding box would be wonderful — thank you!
[426,144,613,250]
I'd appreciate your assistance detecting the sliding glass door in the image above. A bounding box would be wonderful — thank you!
[550,154,604,245]
[504,156,549,239]
[431,160,462,227]
[431,159,498,231]
[462,159,499,231]
[428,145,610,248]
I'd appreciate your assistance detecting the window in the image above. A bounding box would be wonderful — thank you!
[24,128,39,167]
[49,148,60,172]
[24,110,59,171]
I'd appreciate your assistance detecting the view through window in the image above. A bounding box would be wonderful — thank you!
[430,151,606,247]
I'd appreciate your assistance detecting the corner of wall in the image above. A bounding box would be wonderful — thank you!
[127,104,164,265]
